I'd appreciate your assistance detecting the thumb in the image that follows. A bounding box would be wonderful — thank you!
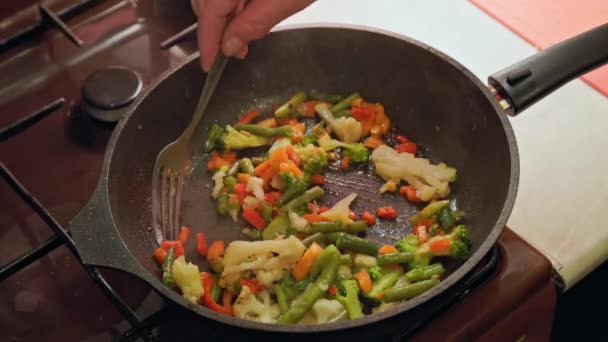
[221,0,315,57]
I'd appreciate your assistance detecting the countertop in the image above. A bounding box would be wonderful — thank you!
[279,0,608,289]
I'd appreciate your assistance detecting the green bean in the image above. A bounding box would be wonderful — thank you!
[325,232,346,243]
[438,206,453,230]
[280,186,324,212]
[310,245,338,279]
[340,254,353,266]
[308,90,344,103]
[307,221,367,234]
[211,275,222,303]
[406,263,445,282]
[277,248,340,324]
[383,279,440,302]
[330,92,360,113]
[452,210,465,223]
[428,223,441,236]
[227,161,240,177]
[333,109,350,118]
[242,228,261,240]
[238,158,255,175]
[227,196,240,211]
[223,176,237,191]
[301,232,326,247]
[275,91,307,119]
[162,246,176,288]
[308,221,341,234]
[336,234,378,256]
[364,266,404,303]
[251,156,265,166]
[216,192,229,215]
[261,202,273,222]
[273,284,289,314]
[345,221,368,233]
[205,124,224,152]
[262,212,290,240]
[377,252,414,266]
[234,124,293,138]
[277,173,312,207]
[409,200,450,226]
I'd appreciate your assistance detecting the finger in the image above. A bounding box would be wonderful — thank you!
[221,0,315,57]
[197,0,239,72]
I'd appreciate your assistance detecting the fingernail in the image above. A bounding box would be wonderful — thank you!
[235,45,248,59]
[222,37,246,57]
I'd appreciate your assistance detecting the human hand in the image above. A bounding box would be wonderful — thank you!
[191,0,316,72]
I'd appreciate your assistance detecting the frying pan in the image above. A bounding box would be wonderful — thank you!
[69,22,608,339]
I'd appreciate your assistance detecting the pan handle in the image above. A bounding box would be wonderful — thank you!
[69,183,153,284]
[488,23,608,116]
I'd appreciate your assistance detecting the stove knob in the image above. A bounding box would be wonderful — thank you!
[81,66,142,123]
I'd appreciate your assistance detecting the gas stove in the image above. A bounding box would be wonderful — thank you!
[0,1,558,341]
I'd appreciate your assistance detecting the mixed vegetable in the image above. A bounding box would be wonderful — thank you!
[153,91,470,325]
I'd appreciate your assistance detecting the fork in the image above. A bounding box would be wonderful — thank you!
[152,53,229,242]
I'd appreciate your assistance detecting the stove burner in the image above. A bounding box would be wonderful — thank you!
[81,66,142,122]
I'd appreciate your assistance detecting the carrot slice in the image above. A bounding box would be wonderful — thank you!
[292,243,323,281]
[379,244,399,255]
[237,173,251,184]
[311,173,325,185]
[236,108,260,124]
[177,226,191,243]
[154,247,167,264]
[354,269,373,293]
[207,240,225,261]
[302,214,329,223]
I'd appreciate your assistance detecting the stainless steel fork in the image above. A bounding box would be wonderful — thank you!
[152,53,229,242]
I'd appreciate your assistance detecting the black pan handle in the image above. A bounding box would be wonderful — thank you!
[69,182,154,284]
[489,23,608,116]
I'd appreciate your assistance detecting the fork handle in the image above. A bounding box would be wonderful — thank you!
[182,53,229,142]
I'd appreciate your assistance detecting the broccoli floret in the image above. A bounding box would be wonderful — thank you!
[293,144,328,173]
[368,266,383,281]
[278,273,311,300]
[314,102,362,143]
[335,279,363,319]
[395,234,418,254]
[395,234,430,269]
[300,134,318,146]
[417,225,472,262]
[318,137,369,163]
[281,172,298,190]
[223,125,270,150]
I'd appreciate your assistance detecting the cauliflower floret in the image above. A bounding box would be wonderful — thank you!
[255,268,284,288]
[220,236,306,288]
[371,145,456,201]
[233,285,280,323]
[315,103,362,143]
[312,299,347,324]
[321,193,357,224]
[379,179,397,193]
[246,176,265,201]
[289,211,308,232]
[171,256,204,304]
[211,168,226,199]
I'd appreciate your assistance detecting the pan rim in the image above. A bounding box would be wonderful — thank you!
[99,22,520,334]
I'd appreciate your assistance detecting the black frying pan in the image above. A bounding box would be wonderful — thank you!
[69,23,608,339]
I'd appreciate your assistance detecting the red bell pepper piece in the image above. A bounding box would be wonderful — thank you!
[361,211,376,225]
[418,218,436,228]
[195,232,208,257]
[311,173,325,185]
[242,207,266,230]
[201,272,233,315]
[154,247,167,264]
[177,226,191,243]
[236,108,260,124]
[350,105,376,121]
[394,134,409,143]
[161,240,184,257]
[286,146,301,166]
[240,278,265,293]
[327,285,338,296]
[264,191,282,206]
[400,185,422,202]
[349,211,357,220]
[234,183,248,203]
[376,207,397,220]
[396,142,417,155]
